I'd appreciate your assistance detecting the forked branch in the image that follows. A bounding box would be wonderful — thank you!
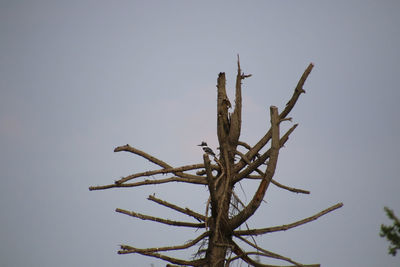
[115,163,205,184]
[234,63,314,174]
[229,55,252,146]
[229,106,280,230]
[235,149,309,194]
[114,144,202,180]
[234,123,298,182]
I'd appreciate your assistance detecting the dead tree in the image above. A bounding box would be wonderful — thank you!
[89,57,343,266]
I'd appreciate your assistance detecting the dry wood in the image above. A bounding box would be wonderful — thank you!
[229,106,280,230]
[115,163,205,184]
[234,202,344,236]
[89,60,342,266]
[115,208,205,228]
[147,194,205,222]
[119,231,210,254]
[235,123,298,182]
[235,148,310,194]
[89,176,206,191]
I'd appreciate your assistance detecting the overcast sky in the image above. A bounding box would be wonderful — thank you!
[1,1,400,266]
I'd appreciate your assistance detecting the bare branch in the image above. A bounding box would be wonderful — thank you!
[119,231,210,254]
[233,63,313,174]
[205,197,211,229]
[243,176,311,194]
[230,191,261,250]
[235,123,298,182]
[119,248,207,266]
[213,157,226,190]
[115,163,205,184]
[270,179,310,194]
[204,154,218,218]
[234,235,303,266]
[231,190,246,210]
[147,194,206,222]
[281,63,314,119]
[235,150,254,167]
[229,106,280,230]
[113,164,206,188]
[114,144,170,168]
[235,202,343,236]
[280,117,293,122]
[217,72,231,145]
[238,141,262,162]
[113,144,201,180]
[89,176,207,191]
[227,250,320,267]
[196,161,220,176]
[115,208,206,228]
[244,175,310,194]
[235,149,309,194]
[229,55,247,145]
[230,239,321,267]
[238,140,252,150]
[226,252,298,267]
[229,240,276,267]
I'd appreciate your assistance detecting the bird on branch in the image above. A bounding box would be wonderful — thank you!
[198,142,216,156]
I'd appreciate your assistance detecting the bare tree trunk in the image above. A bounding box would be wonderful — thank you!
[89,57,343,267]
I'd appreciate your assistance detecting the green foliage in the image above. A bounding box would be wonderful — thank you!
[380,207,400,256]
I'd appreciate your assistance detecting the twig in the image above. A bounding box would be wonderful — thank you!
[231,191,259,249]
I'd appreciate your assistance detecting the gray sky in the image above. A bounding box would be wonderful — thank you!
[1,1,400,266]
